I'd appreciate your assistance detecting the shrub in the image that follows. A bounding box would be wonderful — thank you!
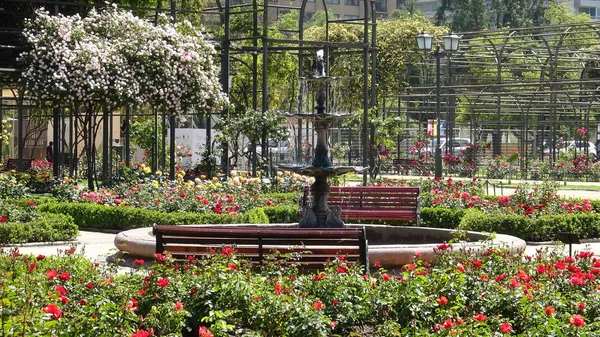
[420,207,465,229]
[243,207,270,224]
[38,202,282,229]
[3,245,600,336]
[0,213,77,244]
[262,205,298,223]
[459,208,534,239]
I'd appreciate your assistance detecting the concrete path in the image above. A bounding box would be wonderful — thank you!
[10,231,120,264]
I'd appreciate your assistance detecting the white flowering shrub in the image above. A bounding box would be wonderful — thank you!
[19,5,228,115]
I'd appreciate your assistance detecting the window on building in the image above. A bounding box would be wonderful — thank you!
[345,0,359,6]
[579,7,597,18]
[375,0,387,12]
[344,14,359,19]
[325,0,340,4]
[333,13,340,19]
[416,2,438,13]
[396,0,404,9]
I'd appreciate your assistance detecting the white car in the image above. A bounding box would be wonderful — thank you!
[425,138,472,154]
[246,140,291,158]
[544,141,597,159]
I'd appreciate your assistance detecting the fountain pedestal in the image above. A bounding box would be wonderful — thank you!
[279,112,366,228]
[279,50,367,228]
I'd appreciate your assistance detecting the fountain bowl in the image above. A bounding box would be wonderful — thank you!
[114,224,526,267]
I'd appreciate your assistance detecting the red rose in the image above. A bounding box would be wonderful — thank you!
[42,303,62,319]
[500,322,512,333]
[436,296,448,305]
[474,313,487,322]
[157,278,169,287]
[198,326,214,337]
[570,314,586,327]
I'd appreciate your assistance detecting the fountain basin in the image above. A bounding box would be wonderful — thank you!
[114,224,526,267]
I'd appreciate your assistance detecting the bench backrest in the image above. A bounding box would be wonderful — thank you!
[4,158,32,172]
[304,186,420,210]
[393,158,417,166]
[153,225,369,273]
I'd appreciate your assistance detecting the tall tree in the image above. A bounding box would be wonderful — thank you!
[436,0,490,32]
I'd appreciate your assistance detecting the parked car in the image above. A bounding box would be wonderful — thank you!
[425,138,472,154]
[543,140,597,159]
[245,140,291,159]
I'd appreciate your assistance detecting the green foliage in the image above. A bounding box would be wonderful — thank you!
[261,205,298,224]
[420,207,465,228]
[459,208,600,241]
[37,202,290,230]
[0,213,77,244]
[545,0,593,25]
[0,174,30,199]
[129,117,165,167]
[216,109,289,167]
[4,243,600,335]
[459,208,534,238]
[243,208,270,224]
[436,0,489,31]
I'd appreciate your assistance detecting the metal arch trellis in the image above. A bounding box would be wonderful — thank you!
[392,23,600,178]
[0,0,377,185]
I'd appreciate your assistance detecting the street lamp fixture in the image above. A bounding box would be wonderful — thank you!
[416,31,461,179]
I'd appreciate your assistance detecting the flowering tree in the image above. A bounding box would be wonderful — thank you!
[19,5,228,188]
[20,5,228,115]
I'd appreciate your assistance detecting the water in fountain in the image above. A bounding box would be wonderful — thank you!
[278,50,367,228]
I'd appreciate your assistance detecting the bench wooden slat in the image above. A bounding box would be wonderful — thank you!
[160,237,361,246]
[301,186,420,225]
[153,225,369,274]
[392,158,419,175]
[156,226,362,239]
[3,158,33,172]
[164,245,362,256]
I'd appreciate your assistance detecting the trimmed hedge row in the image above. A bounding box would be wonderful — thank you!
[28,198,600,243]
[459,209,600,242]
[0,213,78,244]
[37,203,271,230]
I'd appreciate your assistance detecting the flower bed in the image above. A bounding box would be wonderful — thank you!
[2,245,600,336]
[0,199,78,244]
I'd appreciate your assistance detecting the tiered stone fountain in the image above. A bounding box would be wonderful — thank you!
[278,50,366,228]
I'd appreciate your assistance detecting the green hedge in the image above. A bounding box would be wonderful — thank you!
[459,208,600,241]
[32,199,600,242]
[37,202,273,230]
[262,205,298,223]
[0,213,78,244]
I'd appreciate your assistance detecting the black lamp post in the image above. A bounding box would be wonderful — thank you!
[416,32,461,179]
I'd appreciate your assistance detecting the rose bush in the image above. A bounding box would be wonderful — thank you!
[2,245,600,336]
[61,168,307,215]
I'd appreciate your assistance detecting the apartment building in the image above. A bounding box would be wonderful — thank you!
[273,0,438,21]
[570,0,600,19]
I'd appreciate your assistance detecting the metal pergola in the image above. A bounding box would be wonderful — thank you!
[389,23,600,178]
[0,0,376,188]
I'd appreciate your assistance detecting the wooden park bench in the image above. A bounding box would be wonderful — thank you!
[302,186,421,225]
[2,158,33,172]
[393,158,419,175]
[153,224,370,274]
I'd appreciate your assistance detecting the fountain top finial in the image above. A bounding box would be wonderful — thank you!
[315,49,326,77]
